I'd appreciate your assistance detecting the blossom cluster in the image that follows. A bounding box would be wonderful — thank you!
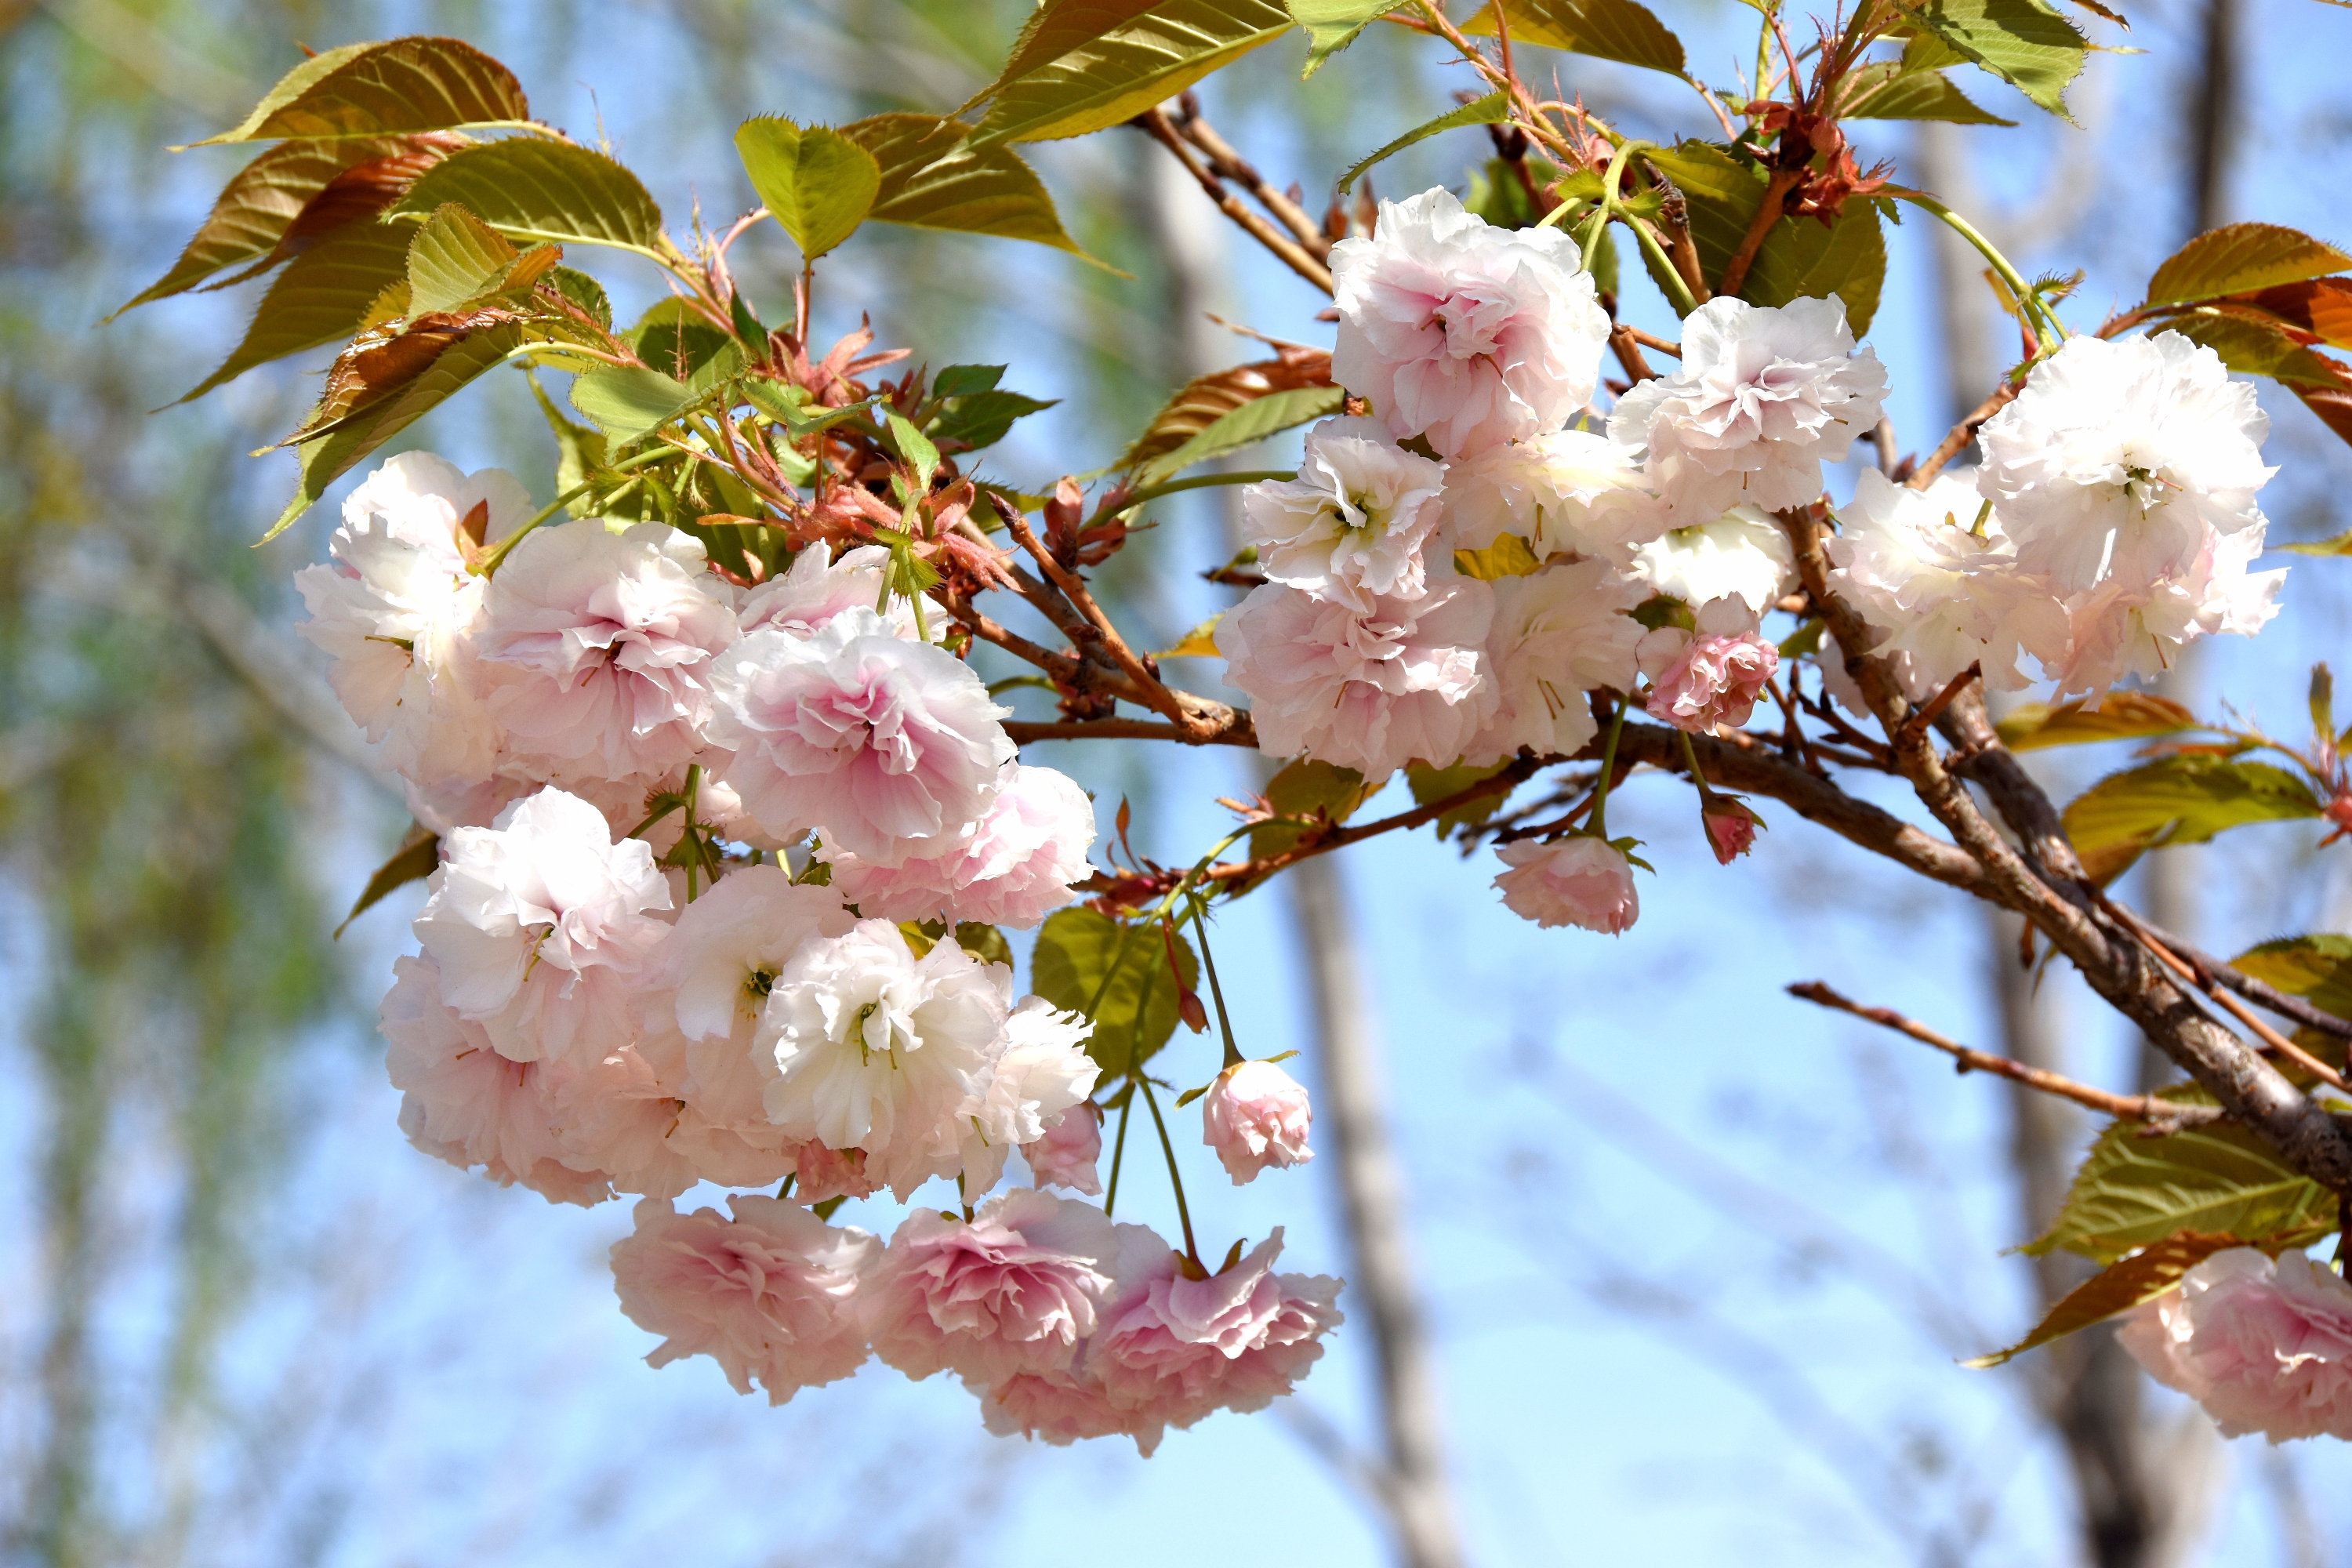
[1214,190,2285,938]
[297,452,1335,1447]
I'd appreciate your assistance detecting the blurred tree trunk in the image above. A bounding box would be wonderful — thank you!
[1919,24,2239,1540]
[1141,135,1463,1568]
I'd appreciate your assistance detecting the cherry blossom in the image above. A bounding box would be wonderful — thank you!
[1977,330,2273,593]
[957,996,1099,1196]
[1492,836,1639,933]
[739,541,922,641]
[1200,1059,1314,1185]
[1240,416,1447,606]
[1330,187,1610,457]
[1465,557,1646,763]
[611,1196,880,1405]
[1022,1102,1104,1196]
[866,1188,1120,1385]
[1643,596,1780,733]
[823,761,1097,929]
[2118,1247,2352,1442]
[1629,506,1797,615]
[477,519,740,781]
[707,608,1014,864]
[1443,429,1666,559]
[1218,573,1497,780]
[1608,296,1886,524]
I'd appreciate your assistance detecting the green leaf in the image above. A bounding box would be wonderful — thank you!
[1247,758,1378,863]
[1290,0,1404,72]
[114,135,456,315]
[1338,93,1509,194]
[2062,754,2321,865]
[2027,1093,2336,1263]
[570,364,701,445]
[2168,313,2351,390]
[263,318,530,541]
[885,412,942,489]
[1639,141,1766,299]
[840,114,1098,263]
[1842,61,2016,124]
[1465,155,1559,229]
[1405,759,1515,837]
[335,825,440,937]
[935,364,1006,397]
[1892,0,2088,119]
[968,0,1294,146]
[931,389,1057,452]
[743,380,877,439]
[2231,935,2352,1025]
[1462,0,1688,75]
[733,117,882,261]
[1030,906,1193,1076]
[1743,197,1889,336]
[1134,385,1344,485]
[1966,1231,2247,1367]
[190,36,528,145]
[546,265,612,329]
[630,298,737,383]
[528,372,612,517]
[2146,223,2352,308]
[1995,692,2202,751]
[390,139,665,256]
[402,201,554,317]
[178,219,416,402]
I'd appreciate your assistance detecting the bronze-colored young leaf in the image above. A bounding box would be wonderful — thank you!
[1461,0,1688,76]
[1994,691,2201,750]
[1156,612,1225,658]
[1892,0,2089,121]
[840,113,1098,263]
[2278,525,2352,556]
[2169,313,2351,390]
[2026,1090,2338,1264]
[336,825,441,937]
[967,0,1293,146]
[1118,350,1335,477]
[390,139,666,255]
[2145,221,2352,307]
[191,36,528,146]
[734,117,883,261]
[2061,753,2321,859]
[177,220,416,403]
[1965,1231,2243,1367]
[114,133,460,316]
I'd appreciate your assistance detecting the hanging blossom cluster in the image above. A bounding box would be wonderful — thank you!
[1217,191,2284,940]
[296,453,1336,1448]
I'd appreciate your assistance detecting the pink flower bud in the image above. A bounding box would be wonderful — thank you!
[1492,836,1639,933]
[1701,797,1765,865]
[1201,1059,1313,1185]
[1647,631,1778,732]
[793,1142,880,1206]
[1023,1102,1104,1196]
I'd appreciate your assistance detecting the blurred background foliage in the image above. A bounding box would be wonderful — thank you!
[6,2,2352,1566]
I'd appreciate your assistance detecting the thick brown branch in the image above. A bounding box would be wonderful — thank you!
[2102,900,2352,1093]
[1134,108,1334,296]
[1788,982,2224,1128]
[2131,918,2352,1044]
[1007,716,1258,749]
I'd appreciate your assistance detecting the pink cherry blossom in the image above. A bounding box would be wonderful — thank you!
[866,1188,1119,1385]
[824,762,1097,929]
[1607,296,1886,524]
[1492,836,1639,933]
[1240,416,1447,606]
[1701,797,1764,864]
[2118,1247,2352,1442]
[793,1141,881,1205]
[477,519,740,780]
[1644,597,1778,733]
[739,542,921,641]
[1443,429,1665,558]
[1023,1102,1104,1196]
[1218,574,1497,781]
[610,1196,879,1405]
[410,786,672,1065]
[1201,1059,1314,1185]
[707,608,1014,864]
[2046,523,2285,699]
[1085,1228,1344,1453]
[1465,557,1646,764]
[1331,187,1610,458]
[958,997,1098,1196]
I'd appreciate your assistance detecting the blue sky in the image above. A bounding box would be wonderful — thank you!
[16,0,2352,1562]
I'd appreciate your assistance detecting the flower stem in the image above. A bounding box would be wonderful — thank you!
[1105,1091,1134,1218]
[1137,1075,1202,1270]
[472,446,677,576]
[1187,892,1244,1070]
[1589,696,1630,840]
[1889,187,2064,347]
[1675,728,1719,804]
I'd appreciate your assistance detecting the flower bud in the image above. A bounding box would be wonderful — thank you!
[1201,1059,1314,1185]
[1701,797,1766,865]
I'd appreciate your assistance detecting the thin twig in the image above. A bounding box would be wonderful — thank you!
[2100,900,2352,1093]
[1788,982,2225,1127]
[1134,108,1335,296]
[1907,382,2020,489]
[1170,103,1332,261]
[2129,918,2352,1044]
